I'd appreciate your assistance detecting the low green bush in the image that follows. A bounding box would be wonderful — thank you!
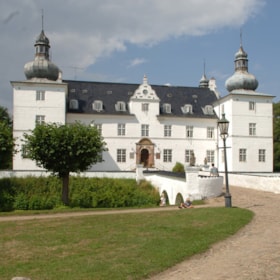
[172,162,185,173]
[0,176,160,211]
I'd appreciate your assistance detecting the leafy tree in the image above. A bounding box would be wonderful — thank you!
[0,106,14,169]
[273,102,280,171]
[23,122,107,205]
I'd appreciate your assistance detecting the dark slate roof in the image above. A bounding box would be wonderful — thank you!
[64,79,218,119]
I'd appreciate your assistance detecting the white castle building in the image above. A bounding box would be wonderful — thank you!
[11,29,274,173]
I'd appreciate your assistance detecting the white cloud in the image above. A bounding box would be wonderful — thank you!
[128,58,148,68]
[0,0,265,111]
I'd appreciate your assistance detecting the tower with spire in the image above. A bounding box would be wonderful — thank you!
[213,39,274,173]
[11,25,67,170]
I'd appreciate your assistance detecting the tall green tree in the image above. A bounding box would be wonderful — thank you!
[0,106,14,169]
[273,102,280,171]
[23,122,107,205]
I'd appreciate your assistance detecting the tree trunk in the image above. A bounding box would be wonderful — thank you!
[62,174,70,205]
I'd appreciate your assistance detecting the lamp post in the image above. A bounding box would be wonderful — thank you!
[217,113,232,208]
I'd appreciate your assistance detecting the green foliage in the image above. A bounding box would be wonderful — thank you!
[172,162,185,173]
[0,106,14,169]
[0,176,160,211]
[22,122,106,177]
[274,102,280,171]
[22,122,107,205]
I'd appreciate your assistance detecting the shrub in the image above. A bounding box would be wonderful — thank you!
[0,176,160,211]
[172,162,185,173]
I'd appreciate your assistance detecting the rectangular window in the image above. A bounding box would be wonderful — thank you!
[207,127,214,138]
[141,124,149,137]
[95,124,102,135]
[206,150,215,163]
[259,149,266,162]
[142,103,149,112]
[118,124,126,136]
[249,101,255,111]
[164,125,172,137]
[21,144,29,158]
[35,115,45,125]
[239,149,246,162]
[185,149,194,163]
[249,123,256,136]
[36,90,45,101]
[117,149,126,163]
[186,126,193,138]
[163,149,172,162]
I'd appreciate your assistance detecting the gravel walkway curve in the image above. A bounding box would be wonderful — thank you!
[149,186,280,280]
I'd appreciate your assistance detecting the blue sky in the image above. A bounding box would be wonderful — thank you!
[0,0,279,113]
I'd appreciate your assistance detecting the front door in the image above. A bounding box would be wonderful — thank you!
[140,149,149,167]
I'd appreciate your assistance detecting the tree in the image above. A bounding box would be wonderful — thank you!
[0,106,14,169]
[273,102,280,171]
[23,122,107,205]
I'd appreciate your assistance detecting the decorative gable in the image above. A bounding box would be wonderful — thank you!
[130,75,160,101]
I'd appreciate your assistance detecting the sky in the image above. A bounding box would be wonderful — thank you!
[0,0,279,113]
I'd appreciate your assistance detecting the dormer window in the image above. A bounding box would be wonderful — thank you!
[181,104,192,114]
[203,105,214,115]
[115,101,126,112]
[69,99,79,110]
[92,100,103,112]
[162,103,171,114]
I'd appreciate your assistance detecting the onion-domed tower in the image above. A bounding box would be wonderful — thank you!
[24,29,60,81]
[225,44,258,92]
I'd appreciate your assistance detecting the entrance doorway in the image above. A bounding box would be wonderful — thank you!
[140,149,149,167]
[136,138,155,168]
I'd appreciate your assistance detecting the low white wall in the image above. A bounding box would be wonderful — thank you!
[228,173,280,194]
[198,176,223,198]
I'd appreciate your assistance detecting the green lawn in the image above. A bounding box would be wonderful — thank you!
[0,207,253,280]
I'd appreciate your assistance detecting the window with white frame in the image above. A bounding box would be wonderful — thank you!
[141,124,149,137]
[21,144,29,158]
[258,149,266,162]
[239,149,246,162]
[181,104,192,114]
[249,123,256,136]
[206,150,215,163]
[207,127,214,138]
[203,105,214,115]
[162,103,171,113]
[35,115,45,125]
[249,101,255,111]
[186,125,193,138]
[118,123,126,136]
[185,149,194,163]
[92,100,103,112]
[142,103,149,112]
[164,125,172,137]
[117,149,126,162]
[115,101,126,112]
[163,149,172,162]
[69,99,79,110]
[94,124,102,135]
[36,90,45,101]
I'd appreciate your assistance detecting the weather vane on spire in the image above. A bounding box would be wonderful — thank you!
[41,9,44,30]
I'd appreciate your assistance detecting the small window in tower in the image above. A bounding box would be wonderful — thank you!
[36,90,45,101]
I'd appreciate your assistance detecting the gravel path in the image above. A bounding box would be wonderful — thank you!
[1,186,279,279]
[149,186,280,280]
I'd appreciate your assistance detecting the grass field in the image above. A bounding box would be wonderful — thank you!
[0,207,253,280]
